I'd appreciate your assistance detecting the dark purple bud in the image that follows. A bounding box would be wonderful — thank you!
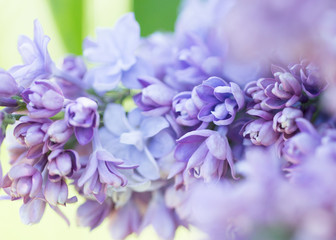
[45,120,73,150]
[21,80,64,118]
[65,97,99,145]
[195,77,245,125]
[134,76,176,116]
[2,164,43,203]
[47,149,80,182]
[0,69,19,98]
[14,117,51,159]
[273,107,303,135]
[44,178,69,206]
[242,119,279,146]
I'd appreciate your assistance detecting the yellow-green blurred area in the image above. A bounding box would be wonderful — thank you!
[0,0,203,239]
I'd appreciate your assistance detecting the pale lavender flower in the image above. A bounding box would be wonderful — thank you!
[56,55,87,99]
[245,66,302,110]
[169,128,236,187]
[44,120,73,150]
[77,199,113,230]
[9,19,54,88]
[289,60,327,98]
[84,13,150,91]
[47,149,80,182]
[133,76,176,116]
[0,69,19,98]
[100,104,175,181]
[172,89,202,127]
[273,107,303,135]
[242,119,279,146]
[195,77,245,125]
[2,164,43,203]
[14,117,51,158]
[21,80,64,118]
[65,97,99,145]
[19,198,46,225]
[44,178,69,206]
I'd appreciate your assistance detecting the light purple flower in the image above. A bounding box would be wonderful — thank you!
[56,55,87,99]
[245,66,302,110]
[44,178,69,206]
[242,119,279,146]
[169,128,236,187]
[21,80,64,118]
[133,76,176,116]
[44,120,73,150]
[195,77,245,125]
[19,198,46,225]
[273,107,303,135]
[9,19,54,88]
[84,13,150,91]
[2,164,43,203]
[172,89,202,127]
[47,149,80,182]
[289,60,327,98]
[0,69,19,98]
[14,117,51,159]
[65,97,99,145]
[100,104,175,181]
[77,199,113,230]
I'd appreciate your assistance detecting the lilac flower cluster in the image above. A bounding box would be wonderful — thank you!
[1,1,336,239]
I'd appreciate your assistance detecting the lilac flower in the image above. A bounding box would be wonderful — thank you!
[169,128,236,187]
[100,104,175,181]
[139,192,179,240]
[44,120,73,150]
[84,13,150,91]
[242,119,279,146]
[14,117,51,158]
[289,60,327,98]
[195,77,245,125]
[2,164,43,203]
[0,69,19,97]
[21,80,64,118]
[20,198,46,225]
[245,66,302,110]
[77,199,113,230]
[133,76,176,116]
[43,178,68,206]
[172,89,202,127]
[77,132,132,203]
[273,107,303,135]
[56,55,87,99]
[9,19,54,88]
[47,149,80,182]
[65,97,99,145]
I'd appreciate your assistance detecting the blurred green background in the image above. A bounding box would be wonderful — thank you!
[0,0,205,239]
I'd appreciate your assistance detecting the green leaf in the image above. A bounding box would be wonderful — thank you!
[133,0,180,36]
[47,0,84,54]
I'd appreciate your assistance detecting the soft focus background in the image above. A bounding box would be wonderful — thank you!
[0,0,203,239]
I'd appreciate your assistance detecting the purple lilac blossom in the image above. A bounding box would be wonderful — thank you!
[44,178,69,206]
[195,77,245,125]
[242,119,280,146]
[133,76,176,116]
[100,104,175,181]
[47,149,80,182]
[19,198,46,225]
[21,80,64,118]
[44,120,73,150]
[273,107,303,135]
[2,164,43,203]
[0,69,19,98]
[169,128,236,188]
[9,19,54,88]
[14,116,51,159]
[84,13,150,92]
[65,97,99,145]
